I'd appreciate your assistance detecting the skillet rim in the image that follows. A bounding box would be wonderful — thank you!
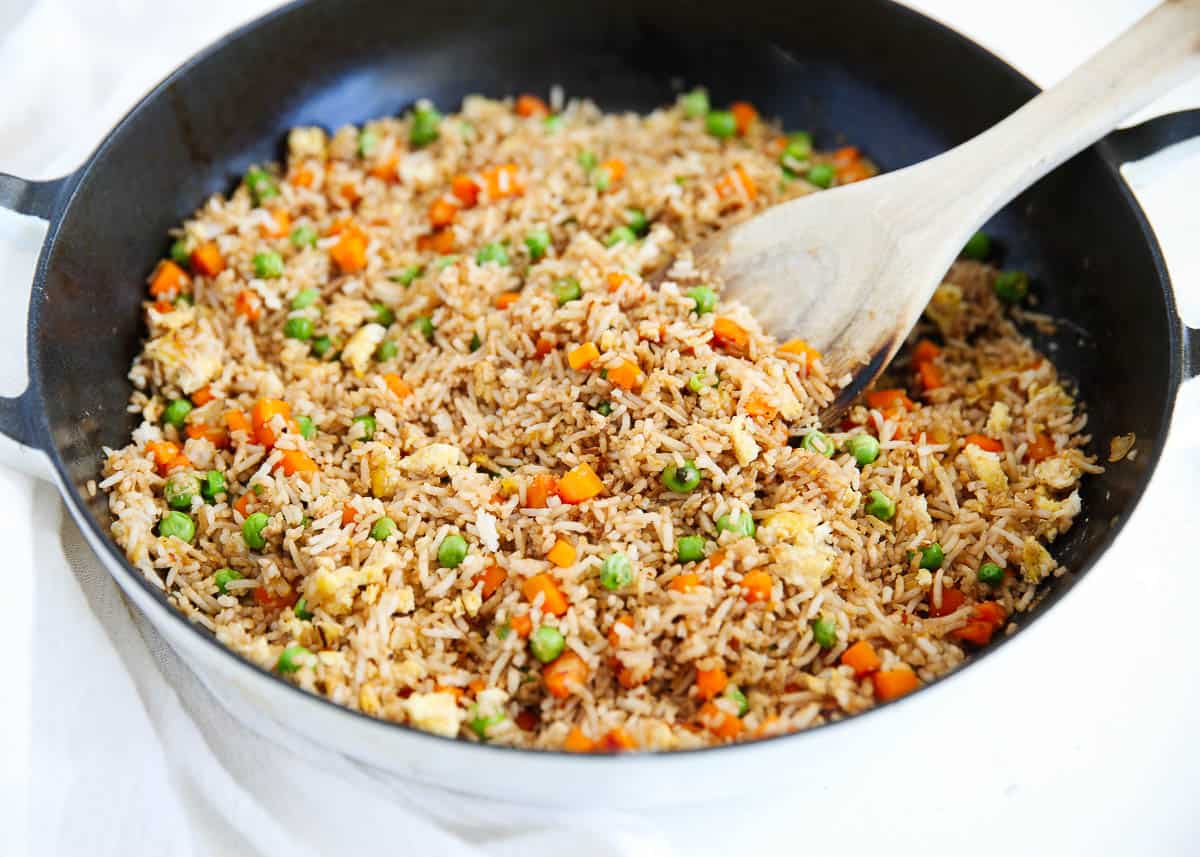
[26,0,1188,762]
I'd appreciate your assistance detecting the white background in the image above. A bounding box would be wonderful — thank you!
[1,0,1199,854]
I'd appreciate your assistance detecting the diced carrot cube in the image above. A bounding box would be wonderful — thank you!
[564,726,595,752]
[669,573,701,594]
[190,242,224,276]
[607,614,634,649]
[912,339,941,365]
[259,208,291,238]
[185,423,229,449]
[383,373,412,399]
[928,586,967,618]
[730,101,758,135]
[744,392,776,419]
[840,640,881,677]
[557,462,604,504]
[778,338,821,366]
[567,342,600,370]
[251,398,292,448]
[606,360,643,390]
[482,163,524,199]
[330,224,368,273]
[149,260,190,297]
[1026,433,1056,462]
[525,474,559,509]
[341,503,358,526]
[866,389,914,412]
[235,289,262,322]
[495,291,520,310]
[872,668,919,701]
[515,94,550,117]
[546,538,576,568]
[451,174,479,207]
[474,564,507,600]
[191,385,214,406]
[695,667,728,700]
[510,614,533,638]
[740,570,772,604]
[369,156,399,182]
[606,271,630,292]
[597,727,637,751]
[543,651,588,699]
[522,573,568,616]
[711,317,749,353]
[224,410,251,436]
[918,361,943,391]
[274,449,318,476]
[698,701,742,739]
[290,167,314,188]
[964,433,1003,453]
[428,197,458,228]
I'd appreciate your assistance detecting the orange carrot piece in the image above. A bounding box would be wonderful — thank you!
[837,159,874,184]
[510,614,533,638]
[274,449,318,476]
[600,157,626,184]
[558,462,604,504]
[191,385,214,406]
[259,208,291,238]
[383,373,412,399]
[522,573,568,616]
[416,227,456,254]
[1026,432,1056,462]
[450,174,479,207]
[872,668,919,701]
[482,163,524,199]
[564,726,596,752]
[840,640,881,677]
[698,701,742,739]
[605,271,630,292]
[428,196,458,228]
[253,585,296,610]
[251,398,292,448]
[744,392,776,419]
[567,342,600,371]
[190,242,225,276]
[495,291,520,310]
[927,586,967,618]
[341,503,358,526]
[918,361,943,391]
[866,389,914,412]
[369,156,400,182]
[290,167,314,188]
[616,666,644,689]
[964,433,1003,453]
[716,164,757,201]
[149,260,190,297]
[711,317,749,353]
[185,423,229,449]
[146,441,186,475]
[224,410,251,436]
[607,615,634,649]
[695,667,728,700]
[669,572,701,594]
[338,182,362,205]
[912,339,941,366]
[598,727,637,751]
[741,570,772,604]
[474,564,507,600]
[234,493,252,517]
[543,651,588,699]
[235,289,263,322]
[515,94,550,117]
[778,338,822,366]
[972,601,1007,626]
[606,360,643,390]
[525,474,559,509]
[152,299,174,314]
[731,101,758,135]
[546,538,576,568]
[330,225,368,273]
[952,621,996,646]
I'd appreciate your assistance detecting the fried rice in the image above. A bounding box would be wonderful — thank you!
[100,91,1098,751]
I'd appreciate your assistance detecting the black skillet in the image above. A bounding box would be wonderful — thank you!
[0,0,1196,801]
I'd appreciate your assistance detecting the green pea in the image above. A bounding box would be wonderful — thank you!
[170,239,191,267]
[213,568,242,595]
[724,685,749,717]
[290,224,318,248]
[599,553,633,590]
[625,208,649,236]
[801,430,835,457]
[200,469,226,502]
[977,562,1005,586]
[661,460,702,493]
[244,166,279,206]
[284,316,313,341]
[716,511,756,539]
[437,533,469,568]
[358,127,379,158]
[410,104,442,146]
[252,251,284,280]
[476,242,510,266]
[291,287,319,309]
[605,226,637,247]
[706,110,736,139]
[687,371,716,394]
[296,416,316,440]
[469,333,482,352]
[162,398,193,430]
[352,414,376,440]
[553,277,582,305]
[411,316,435,341]
[468,705,508,739]
[524,227,551,261]
[577,150,598,173]
[962,230,991,260]
[159,511,196,543]
[276,644,310,674]
[311,335,334,357]
[433,254,459,270]
[164,472,200,511]
[294,597,313,620]
[530,625,566,662]
[811,615,838,649]
[676,535,705,564]
[375,339,398,361]
[595,401,613,416]
[680,87,710,118]
[918,543,944,570]
[369,302,394,327]
[242,512,270,549]
[686,285,717,315]
[993,270,1029,304]
[845,434,880,466]
[864,490,896,521]
[391,265,423,286]
[592,165,614,191]
[542,114,564,134]
[780,131,813,169]
[370,516,397,540]
[805,163,835,189]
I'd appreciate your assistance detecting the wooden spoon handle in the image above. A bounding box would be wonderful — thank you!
[924,0,1200,230]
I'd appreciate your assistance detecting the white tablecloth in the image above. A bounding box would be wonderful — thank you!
[2,1,1199,855]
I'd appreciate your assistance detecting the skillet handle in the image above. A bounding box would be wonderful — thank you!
[0,171,75,463]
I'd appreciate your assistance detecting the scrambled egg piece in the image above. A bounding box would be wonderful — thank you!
[341,323,387,377]
[369,447,400,498]
[304,551,394,616]
[143,315,224,394]
[924,282,964,337]
[964,444,1008,494]
[761,511,835,589]
[727,416,760,466]
[1034,455,1081,491]
[287,126,327,160]
[1020,537,1055,582]
[399,443,465,475]
[986,402,1012,435]
[402,692,464,738]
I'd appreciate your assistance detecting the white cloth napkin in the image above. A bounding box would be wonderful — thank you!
[5,1,1200,856]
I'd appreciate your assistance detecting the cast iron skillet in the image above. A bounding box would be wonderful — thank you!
[1,0,1198,766]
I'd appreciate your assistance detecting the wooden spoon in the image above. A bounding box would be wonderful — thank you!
[694,0,1200,418]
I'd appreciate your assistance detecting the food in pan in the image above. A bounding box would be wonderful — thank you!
[101,91,1096,750]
